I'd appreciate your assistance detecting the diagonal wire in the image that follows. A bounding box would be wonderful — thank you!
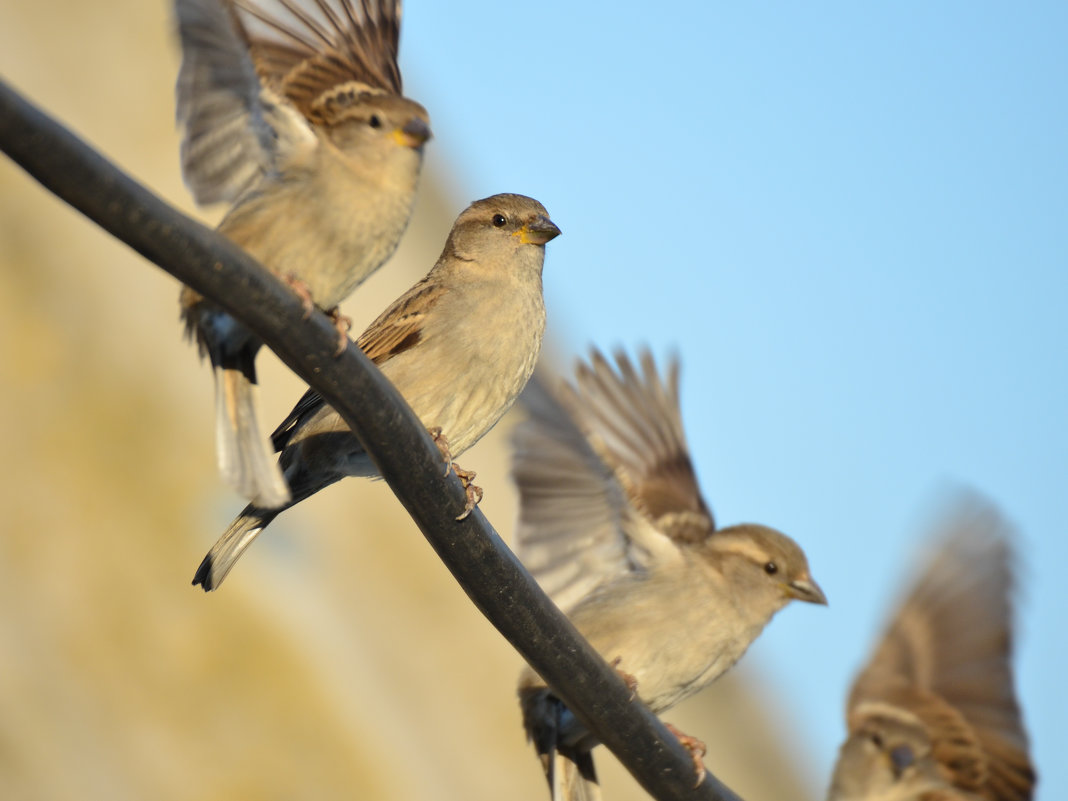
[0,77,744,801]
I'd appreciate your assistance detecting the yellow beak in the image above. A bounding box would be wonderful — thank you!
[513,215,562,245]
[392,117,432,149]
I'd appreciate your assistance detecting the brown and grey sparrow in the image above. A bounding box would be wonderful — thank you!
[827,497,1035,801]
[513,349,826,801]
[192,193,559,591]
[175,0,431,508]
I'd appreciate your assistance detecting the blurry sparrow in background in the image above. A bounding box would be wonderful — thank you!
[513,349,826,801]
[175,0,430,508]
[192,193,560,591]
[827,496,1035,801]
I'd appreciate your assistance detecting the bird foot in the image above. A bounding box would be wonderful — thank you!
[452,463,483,520]
[327,307,352,356]
[609,657,639,700]
[427,428,483,518]
[664,723,707,787]
[285,274,315,319]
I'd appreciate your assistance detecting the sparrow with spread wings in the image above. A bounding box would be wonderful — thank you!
[827,498,1035,801]
[513,349,827,801]
[175,0,430,508]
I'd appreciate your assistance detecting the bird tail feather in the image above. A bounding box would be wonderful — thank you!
[213,357,291,509]
[192,503,281,592]
[522,688,602,801]
[552,748,601,801]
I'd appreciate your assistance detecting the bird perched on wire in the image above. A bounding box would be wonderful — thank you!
[192,193,560,591]
[827,496,1035,801]
[513,349,826,801]
[175,0,431,509]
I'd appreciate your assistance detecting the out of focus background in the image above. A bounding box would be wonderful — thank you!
[1,2,1064,800]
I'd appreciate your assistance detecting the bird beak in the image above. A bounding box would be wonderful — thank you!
[514,216,562,245]
[889,745,915,777]
[393,117,432,149]
[787,577,828,605]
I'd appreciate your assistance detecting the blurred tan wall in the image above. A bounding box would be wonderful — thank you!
[0,2,815,799]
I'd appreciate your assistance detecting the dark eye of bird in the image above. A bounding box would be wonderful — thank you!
[491,213,507,227]
[764,561,778,575]
[369,114,382,129]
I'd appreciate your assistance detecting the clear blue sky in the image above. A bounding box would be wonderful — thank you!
[402,3,1067,797]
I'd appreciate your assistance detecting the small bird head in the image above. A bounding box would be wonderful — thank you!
[444,193,561,267]
[318,90,431,158]
[827,709,944,801]
[710,523,827,614]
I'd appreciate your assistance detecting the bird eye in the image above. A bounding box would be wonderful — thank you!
[491,213,507,227]
[369,114,382,129]
[763,561,778,575]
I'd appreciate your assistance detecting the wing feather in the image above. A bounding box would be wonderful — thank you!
[847,496,1035,800]
[512,348,713,612]
[566,350,715,544]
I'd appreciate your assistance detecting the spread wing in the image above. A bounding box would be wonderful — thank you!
[566,349,715,545]
[512,376,636,614]
[237,0,403,106]
[176,0,314,205]
[175,0,403,206]
[512,349,714,613]
[847,497,1035,801]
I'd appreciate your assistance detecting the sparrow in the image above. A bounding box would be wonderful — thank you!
[513,349,826,801]
[192,193,560,591]
[175,0,431,509]
[827,497,1035,801]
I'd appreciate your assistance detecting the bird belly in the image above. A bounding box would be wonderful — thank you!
[381,288,545,457]
[219,157,418,311]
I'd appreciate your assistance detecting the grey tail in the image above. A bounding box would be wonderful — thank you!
[192,503,281,591]
[192,456,347,592]
[213,352,291,509]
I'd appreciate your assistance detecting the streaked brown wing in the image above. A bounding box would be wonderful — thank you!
[233,0,403,110]
[272,273,440,451]
[355,278,443,367]
[847,498,1034,801]
[565,349,714,545]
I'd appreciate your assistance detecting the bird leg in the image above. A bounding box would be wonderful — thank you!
[663,722,707,788]
[609,657,639,699]
[325,307,352,356]
[285,273,315,319]
[429,427,453,476]
[283,278,349,354]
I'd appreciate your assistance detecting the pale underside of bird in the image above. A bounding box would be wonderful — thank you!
[513,349,826,801]
[827,496,1035,801]
[175,0,431,509]
[191,193,560,591]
